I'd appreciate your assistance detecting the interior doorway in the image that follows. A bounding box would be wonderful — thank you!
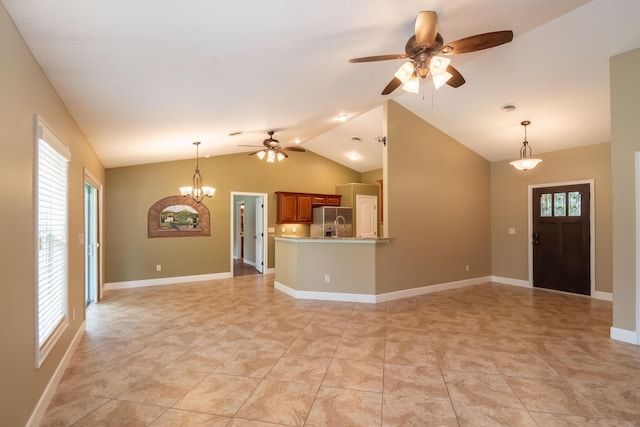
[231,192,267,276]
[529,181,594,296]
[84,170,103,306]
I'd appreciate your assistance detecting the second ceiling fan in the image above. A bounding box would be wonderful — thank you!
[239,131,305,163]
[349,11,513,95]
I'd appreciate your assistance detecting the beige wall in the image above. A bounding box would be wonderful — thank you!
[611,47,640,331]
[105,151,361,283]
[0,4,105,425]
[361,168,383,184]
[491,143,612,291]
[275,239,377,294]
[375,101,492,293]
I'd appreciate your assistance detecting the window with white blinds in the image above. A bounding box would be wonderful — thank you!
[35,116,71,368]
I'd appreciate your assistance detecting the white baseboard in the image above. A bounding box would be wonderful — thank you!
[265,267,275,274]
[492,277,613,302]
[274,281,376,303]
[274,276,492,304]
[593,291,613,301]
[27,322,86,427]
[491,276,532,288]
[610,327,638,345]
[104,272,233,290]
[376,276,492,302]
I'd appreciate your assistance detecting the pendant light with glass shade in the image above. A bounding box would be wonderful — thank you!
[179,141,216,203]
[510,121,542,171]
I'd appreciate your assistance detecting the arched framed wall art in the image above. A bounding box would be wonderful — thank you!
[148,195,210,238]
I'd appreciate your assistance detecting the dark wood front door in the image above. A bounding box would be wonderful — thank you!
[532,184,590,295]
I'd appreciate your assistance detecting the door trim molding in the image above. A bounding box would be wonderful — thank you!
[83,168,104,301]
[528,179,595,296]
[636,152,640,344]
[230,192,268,275]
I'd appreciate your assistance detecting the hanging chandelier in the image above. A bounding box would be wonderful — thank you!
[179,141,215,203]
[510,121,542,171]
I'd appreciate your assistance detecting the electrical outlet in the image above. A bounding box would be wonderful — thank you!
[281,227,285,233]
[465,265,470,272]
[156,264,162,271]
[72,309,76,321]
[324,275,330,283]
[292,226,297,233]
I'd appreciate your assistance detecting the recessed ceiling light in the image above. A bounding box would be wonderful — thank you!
[293,138,302,144]
[228,130,244,136]
[351,136,361,142]
[500,103,517,112]
[348,152,360,160]
[337,114,349,122]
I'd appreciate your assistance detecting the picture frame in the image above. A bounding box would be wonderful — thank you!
[148,195,210,238]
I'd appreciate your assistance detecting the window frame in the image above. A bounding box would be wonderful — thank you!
[34,115,71,368]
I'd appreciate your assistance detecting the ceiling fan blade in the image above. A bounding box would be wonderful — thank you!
[415,11,438,46]
[382,77,402,95]
[442,30,513,55]
[349,54,408,63]
[284,146,306,152]
[247,150,263,156]
[238,144,264,148]
[445,65,465,88]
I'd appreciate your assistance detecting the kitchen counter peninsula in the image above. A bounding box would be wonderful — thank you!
[274,236,390,302]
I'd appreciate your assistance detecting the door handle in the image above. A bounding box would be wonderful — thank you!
[532,232,540,245]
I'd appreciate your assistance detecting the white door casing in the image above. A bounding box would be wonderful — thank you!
[255,197,264,273]
[230,192,268,275]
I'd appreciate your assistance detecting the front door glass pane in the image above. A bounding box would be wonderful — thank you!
[541,193,552,217]
[568,191,581,216]
[554,193,566,217]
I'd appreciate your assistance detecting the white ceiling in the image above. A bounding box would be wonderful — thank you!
[4,0,640,173]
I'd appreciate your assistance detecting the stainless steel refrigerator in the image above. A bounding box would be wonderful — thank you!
[310,207,353,237]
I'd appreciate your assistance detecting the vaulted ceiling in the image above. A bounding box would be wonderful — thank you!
[4,0,640,172]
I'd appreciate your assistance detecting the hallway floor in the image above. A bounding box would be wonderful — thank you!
[233,259,261,277]
[41,276,640,426]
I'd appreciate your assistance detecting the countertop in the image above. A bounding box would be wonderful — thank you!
[275,236,390,243]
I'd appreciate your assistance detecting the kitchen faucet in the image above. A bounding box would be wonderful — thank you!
[334,215,346,237]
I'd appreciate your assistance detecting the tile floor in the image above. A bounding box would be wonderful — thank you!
[41,275,640,426]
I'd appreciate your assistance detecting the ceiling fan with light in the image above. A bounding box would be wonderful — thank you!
[349,11,513,94]
[239,131,306,163]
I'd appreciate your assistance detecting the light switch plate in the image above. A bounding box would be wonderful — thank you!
[508,227,516,235]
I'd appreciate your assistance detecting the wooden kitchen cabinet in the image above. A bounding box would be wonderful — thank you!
[312,195,327,205]
[277,192,298,223]
[297,194,313,222]
[276,192,341,223]
[325,195,341,206]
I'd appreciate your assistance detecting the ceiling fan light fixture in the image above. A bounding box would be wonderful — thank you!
[276,151,286,162]
[433,71,453,89]
[510,120,542,171]
[429,56,451,75]
[266,149,276,163]
[256,150,266,160]
[402,75,420,93]
[394,61,415,83]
